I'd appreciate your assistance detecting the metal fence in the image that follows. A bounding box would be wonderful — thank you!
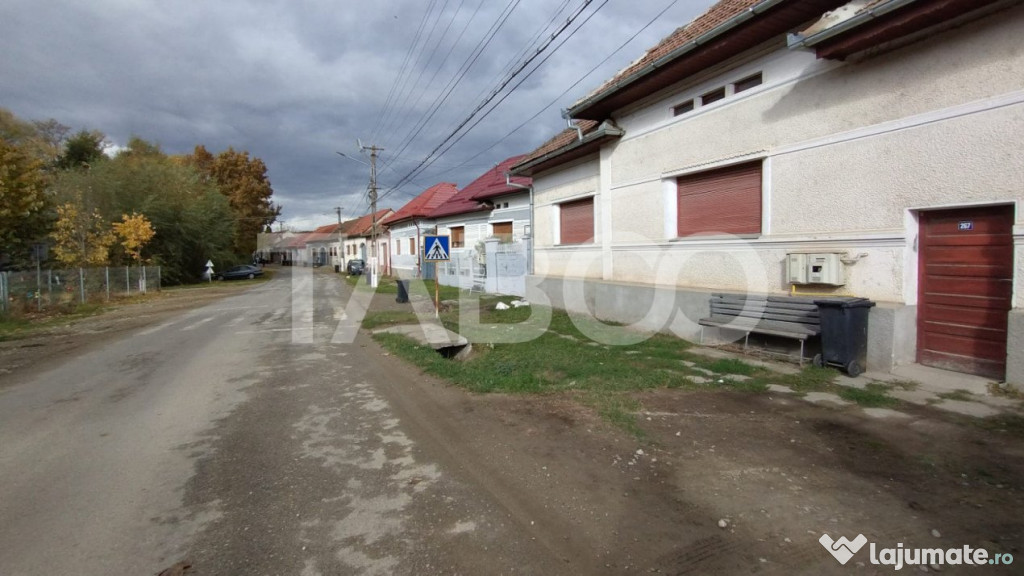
[0,266,161,314]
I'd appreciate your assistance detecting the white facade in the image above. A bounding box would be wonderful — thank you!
[388,220,429,278]
[528,3,1024,381]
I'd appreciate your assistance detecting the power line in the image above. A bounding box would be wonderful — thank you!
[379,0,523,167]
[437,0,680,176]
[386,0,600,194]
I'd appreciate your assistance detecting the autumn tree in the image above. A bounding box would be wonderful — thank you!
[0,139,52,268]
[185,146,281,256]
[112,212,155,264]
[51,138,237,283]
[50,196,115,267]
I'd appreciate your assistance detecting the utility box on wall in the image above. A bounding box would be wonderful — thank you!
[786,252,846,286]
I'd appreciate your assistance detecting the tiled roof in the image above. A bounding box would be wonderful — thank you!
[429,156,532,218]
[340,208,394,237]
[513,121,599,169]
[572,0,763,110]
[382,182,459,225]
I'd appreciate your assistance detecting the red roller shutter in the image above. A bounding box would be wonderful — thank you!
[560,197,594,244]
[677,161,762,236]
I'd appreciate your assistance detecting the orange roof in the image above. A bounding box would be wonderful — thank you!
[340,208,394,237]
[574,0,764,110]
[382,182,459,225]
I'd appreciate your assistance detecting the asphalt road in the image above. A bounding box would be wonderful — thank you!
[0,268,572,575]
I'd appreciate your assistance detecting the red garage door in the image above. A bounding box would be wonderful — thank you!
[917,205,1014,378]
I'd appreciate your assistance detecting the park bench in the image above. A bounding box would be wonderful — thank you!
[698,293,821,365]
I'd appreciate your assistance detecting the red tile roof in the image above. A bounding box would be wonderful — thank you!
[513,121,599,170]
[340,208,394,237]
[383,182,459,225]
[574,0,765,110]
[429,155,532,218]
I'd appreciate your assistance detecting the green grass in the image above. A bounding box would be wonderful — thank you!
[937,389,976,402]
[838,383,900,408]
[361,310,422,330]
[370,302,919,434]
[0,301,107,341]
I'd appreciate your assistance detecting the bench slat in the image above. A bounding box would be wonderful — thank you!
[699,315,820,336]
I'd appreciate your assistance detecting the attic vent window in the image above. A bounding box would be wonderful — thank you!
[700,87,726,105]
[672,99,695,116]
[733,72,763,93]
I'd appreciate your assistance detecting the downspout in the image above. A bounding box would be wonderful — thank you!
[561,109,584,141]
[415,220,422,277]
[505,173,534,274]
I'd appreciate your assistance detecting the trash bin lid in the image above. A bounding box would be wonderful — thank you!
[813,297,875,308]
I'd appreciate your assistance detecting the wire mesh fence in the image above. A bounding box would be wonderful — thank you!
[0,266,161,315]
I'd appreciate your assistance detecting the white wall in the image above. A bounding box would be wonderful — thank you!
[531,4,1024,306]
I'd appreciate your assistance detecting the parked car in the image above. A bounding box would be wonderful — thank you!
[215,264,264,280]
[346,259,365,275]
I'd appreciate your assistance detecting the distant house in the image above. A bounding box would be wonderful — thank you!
[383,183,459,278]
[339,208,394,272]
[512,0,1024,384]
[304,223,343,268]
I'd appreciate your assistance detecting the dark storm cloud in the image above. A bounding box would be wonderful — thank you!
[0,0,707,230]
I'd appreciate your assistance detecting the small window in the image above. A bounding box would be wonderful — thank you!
[409,238,416,255]
[673,99,694,116]
[492,222,513,242]
[733,72,762,93]
[451,226,465,248]
[700,87,726,105]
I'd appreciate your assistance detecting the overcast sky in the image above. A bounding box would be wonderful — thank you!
[1,0,709,230]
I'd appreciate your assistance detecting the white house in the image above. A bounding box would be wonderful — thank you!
[304,222,343,268]
[430,156,533,292]
[383,183,459,278]
[340,208,394,272]
[512,0,1024,385]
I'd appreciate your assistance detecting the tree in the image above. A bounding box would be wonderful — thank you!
[185,146,281,256]
[112,212,155,264]
[57,129,106,170]
[50,197,115,267]
[51,138,237,283]
[0,139,51,269]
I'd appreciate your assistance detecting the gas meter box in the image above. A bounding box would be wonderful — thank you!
[786,253,808,284]
[785,252,846,286]
[807,253,845,285]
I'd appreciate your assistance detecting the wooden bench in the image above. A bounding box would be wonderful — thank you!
[698,293,821,365]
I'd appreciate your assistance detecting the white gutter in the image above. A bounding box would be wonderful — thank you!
[787,0,919,49]
[569,0,788,116]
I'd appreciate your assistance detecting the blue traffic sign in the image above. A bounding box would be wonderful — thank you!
[423,235,450,261]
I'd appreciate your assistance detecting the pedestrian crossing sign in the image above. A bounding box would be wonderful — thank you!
[423,235,450,262]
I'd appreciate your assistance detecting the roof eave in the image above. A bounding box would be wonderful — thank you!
[568,0,787,119]
[510,124,624,177]
[787,0,918,49]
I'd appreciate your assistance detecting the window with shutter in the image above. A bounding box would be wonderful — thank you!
[492,222,513,242]
[677,161,762,237]
[451,226,465,248]
[559,197,594,245]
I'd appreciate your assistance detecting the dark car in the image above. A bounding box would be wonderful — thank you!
[215,264,264,280]
[346,259,365,275]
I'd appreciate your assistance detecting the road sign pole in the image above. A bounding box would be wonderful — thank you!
[435,262,440,319]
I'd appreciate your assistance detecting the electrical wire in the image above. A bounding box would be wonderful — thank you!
[385,0,599,196]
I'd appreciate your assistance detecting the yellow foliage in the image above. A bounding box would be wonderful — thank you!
[50,200,115,266]
[112,212,156,263]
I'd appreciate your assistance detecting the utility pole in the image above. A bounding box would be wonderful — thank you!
[361,143,383,287]
[334,206,343,269]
